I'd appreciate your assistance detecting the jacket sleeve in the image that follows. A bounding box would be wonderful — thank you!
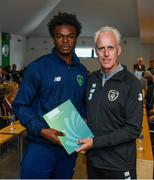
[93,79,143,148]
[12,65,45,136]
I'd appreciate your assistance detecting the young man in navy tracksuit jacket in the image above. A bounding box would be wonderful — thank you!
[13,12,88,179]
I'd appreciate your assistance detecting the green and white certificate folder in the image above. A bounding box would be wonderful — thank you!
[43,100,94,154]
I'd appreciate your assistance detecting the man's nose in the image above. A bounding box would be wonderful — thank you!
[63,36,68,42]
[104,48,109,56]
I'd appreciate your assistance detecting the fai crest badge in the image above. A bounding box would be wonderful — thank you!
[108,90,119,101]
[77,75,84,86]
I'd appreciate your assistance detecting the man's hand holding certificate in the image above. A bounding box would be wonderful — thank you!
[43,100,94,154]
[41,128,65,145]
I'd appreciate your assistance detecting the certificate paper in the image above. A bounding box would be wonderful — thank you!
[43,100,94,154]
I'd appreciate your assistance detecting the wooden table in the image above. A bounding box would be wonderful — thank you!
[0,123,26,135]
[0,134,13,145]
[0,134,14,158]
[136,108,153,179]
[0,123,26,163]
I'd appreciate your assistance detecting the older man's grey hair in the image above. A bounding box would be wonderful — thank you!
[94,26,121,45]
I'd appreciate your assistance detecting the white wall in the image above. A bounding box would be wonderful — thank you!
[10,34,27,70]
[25,36,154,73]
[26,37,53,66]
[1,34,154,73]
[80,58,100,72]
[119,38,151,72]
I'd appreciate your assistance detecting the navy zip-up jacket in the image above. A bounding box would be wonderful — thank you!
[13,48,88,144]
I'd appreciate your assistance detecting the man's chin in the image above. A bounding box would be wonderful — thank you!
[60,51,72,56]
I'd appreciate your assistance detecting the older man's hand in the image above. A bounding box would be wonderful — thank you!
[76,138,93,153]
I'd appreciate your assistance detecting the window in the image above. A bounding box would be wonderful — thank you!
[75,47,97,58]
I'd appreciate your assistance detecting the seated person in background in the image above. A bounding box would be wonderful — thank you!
[134,57,146,80]
[147,60,154,87]
[0,87,8,115]
[141,71,153,98]
[3,65,12,81]
[0,82,19,123]
[0,86,10,128]
[148,109,154,123]
[0,66,4,83]
[11,64,21,83]
[0,66,8,83]
[134,57,146,72]
[140,73,147,99]
[145,74,154,117]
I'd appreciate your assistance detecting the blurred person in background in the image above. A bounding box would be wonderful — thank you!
[0,82,19,117]
[0,66,4,83]
[145,73,154,115]
[133,57,146,72]
[147,60,154,87]
[0,82,19,127]
[134,57,146,80]
[11,64,21,83]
